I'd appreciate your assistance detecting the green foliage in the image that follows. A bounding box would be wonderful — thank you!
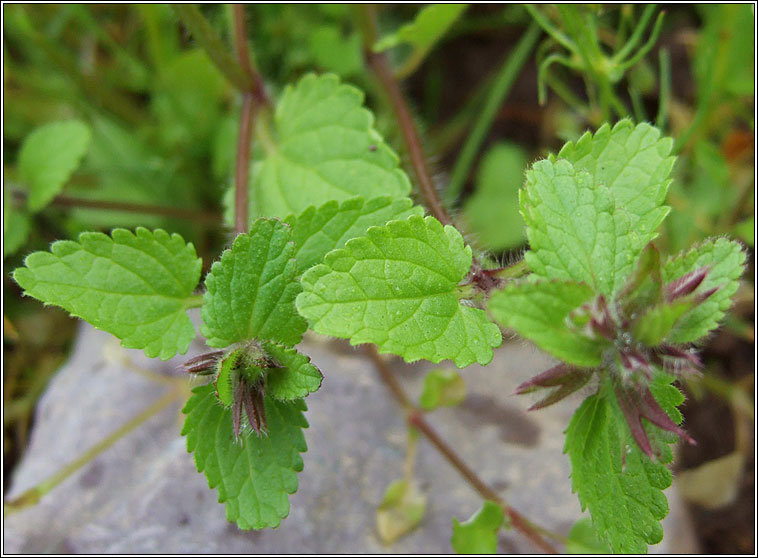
[462,142,528,251]
[630,300,693,347]
[182,384,308,530]
[661,238,746,343]
[286,196,423,272]
[564,379,676,553]
[13,228,201,360]
[376,479,427,544]
[374,4,467,77]
[244,73,411,220]
[4,189,31,258]
[262,342,323,401]
[297,215,502,367]
[419,368,466,410]
[308,26,363,76]
[201,219,307,348]
[488,280,604,367]
[450,500,504,554]
[17,119,91,212]
[215,348,242,407]
[565,518,612,554]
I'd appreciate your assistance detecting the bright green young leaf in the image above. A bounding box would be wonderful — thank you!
[564,379,678,553]
[521,158,632,294]
[262,341,323,400]
[555,120,674,263]
[419,368,466,410]
[450,500,504,554]
[13,228,201,360]
[661,237,746,343]
[376,479,427,544]
[631,299,694,347]
[202,219,306,348]
[247,73,411,219]
[297,215,502,367]
[462,142,528,251]
[374,4,467,56]
[182,384,308,530]
[18,120,91,212]
[215,348,242,407]
[565,518,612,554]
[487,280,606,367]
[286,196,423,272]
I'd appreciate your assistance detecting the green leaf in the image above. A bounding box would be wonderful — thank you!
[248,73,411,219]
[3,188,30,258]
[564,381,675,553]
[565,518,612,554]
[202,219,307,348]
[521,158,632,294]
[18,120,91,212]
[462,142,528,251]
[308,26,362,76]
[487,280,606,367]
[286,196,423,272]
[297,215,502,367]
[451,500,504,554]
[374,4,467,53]
[376,479,427,544]
[732,217,754,248]
[631,299,694,347]
[556,120,674,259]
[182,384,308,530]
[13,228,201,360]
[661,238,746,343]
[262,341,323,401]
[215,348,242,407]
[419,368,466,410]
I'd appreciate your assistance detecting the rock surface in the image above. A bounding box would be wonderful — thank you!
[4,321,698,553]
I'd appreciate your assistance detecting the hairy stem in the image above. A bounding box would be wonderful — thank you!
[10,189,221,223]
[3,389,180,516]
[358,5,451,226]
[364,346,560,553]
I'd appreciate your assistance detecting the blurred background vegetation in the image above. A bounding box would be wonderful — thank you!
[3,4,754,552]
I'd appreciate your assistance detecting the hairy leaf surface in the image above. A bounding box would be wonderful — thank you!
[286,196,423,271]
[297,215,502,367]
[661,238,745,343]
[262,342,323,400]
[182,384,308,530]
[13,228,201,360]
[249,73,411,218]
[202,219,306,348]
[521,159,633,294]
[564,379,680,553]
[487,280,605,367]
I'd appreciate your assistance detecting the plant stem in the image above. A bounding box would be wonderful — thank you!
[364,346,560,553]
[655,48,671,130]
[445,23,540,206]
[358,5,452,227]
[173,5,252,94]
[3,389,179,516]
[10,189,221,223]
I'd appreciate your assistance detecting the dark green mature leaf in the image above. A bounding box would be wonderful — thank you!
[14,228,201,360]
[450,500,504,554]
[661,238,745,343]
[202,219,307,348]
[487,280,605,367]
[521,159,632,294]
[18,120,91,211]
[248,73,411,219]
[182,384,308,530]
[564,378,678,553]
[285,196,423,272]
[297,215,502,367]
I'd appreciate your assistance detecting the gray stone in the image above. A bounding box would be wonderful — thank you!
[4,320,698,553]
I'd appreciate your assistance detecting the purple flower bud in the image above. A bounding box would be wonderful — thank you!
[182,350,225,375]
[664,267,709,301]
[514,363,591,410]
